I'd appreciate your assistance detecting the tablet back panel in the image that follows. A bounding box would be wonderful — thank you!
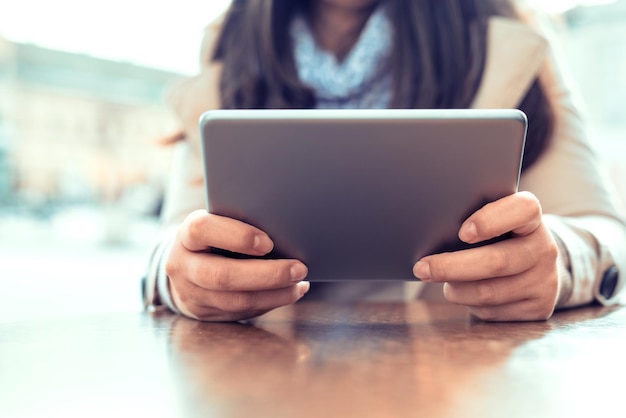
[200,109,526,281]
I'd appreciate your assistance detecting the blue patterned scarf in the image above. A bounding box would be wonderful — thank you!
[290,6,393,109]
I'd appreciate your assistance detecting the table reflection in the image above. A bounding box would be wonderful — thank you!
[0,301,621,418]
[165,302,595,418]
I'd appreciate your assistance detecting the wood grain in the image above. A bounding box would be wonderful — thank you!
[1,302,624,418]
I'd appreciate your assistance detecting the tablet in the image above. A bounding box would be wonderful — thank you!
[200,109,527,281]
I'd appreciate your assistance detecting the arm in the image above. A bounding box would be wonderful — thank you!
[413,15,625,319]
[144,19,311,319]
[517,15,625,308]
[143,21,223,314]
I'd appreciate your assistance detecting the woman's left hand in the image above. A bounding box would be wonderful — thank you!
[413,191,560,322]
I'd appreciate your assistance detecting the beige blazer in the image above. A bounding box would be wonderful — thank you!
[152,13,625,309]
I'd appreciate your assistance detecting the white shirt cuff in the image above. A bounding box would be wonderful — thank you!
[156,239,181,314]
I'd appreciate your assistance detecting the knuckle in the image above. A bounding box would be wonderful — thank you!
[165,247,185,280]
[488,246,511,277]
[471,210,491,234]
[185,219,204,245]
[185,256,206,285]
[239,229,258,252]
[165,255,180,280]
[213,264,235,290]
[269,261,291,287]
[475,282,498,306]
[182,211,209,245]
[225,292,256,313]
[430,256,453,281]
[519,190,538,204]
[520,192,542,218]
[202,260,232,290]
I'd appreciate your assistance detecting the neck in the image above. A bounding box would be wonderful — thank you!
[308,1,379,61]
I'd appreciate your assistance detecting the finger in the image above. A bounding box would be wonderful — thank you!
[179,210,273,255]
[459,191,543,244]
[172,279,310,322]
[467,298,556,322]
[203,282,311,316]
[170,249,308,291]
[169,278,203,320]
[443,274,537,307]
[413,236,536,283]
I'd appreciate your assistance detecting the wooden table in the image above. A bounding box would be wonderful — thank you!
[1,301,625,418]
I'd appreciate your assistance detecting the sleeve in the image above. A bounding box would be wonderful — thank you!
[517,8,626,308]
[142,19,224,313]
[143,141,207,313]
[143,227,180,314]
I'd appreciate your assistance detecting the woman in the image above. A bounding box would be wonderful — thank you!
[144,0,625,322]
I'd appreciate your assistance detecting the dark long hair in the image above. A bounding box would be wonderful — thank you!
[212,0,553,170]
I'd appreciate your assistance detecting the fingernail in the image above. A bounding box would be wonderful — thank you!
[298,281,311,297]
[459,221,478,243]
[253,234,273,254]
[414,260,431,281]
[290,263,308,282]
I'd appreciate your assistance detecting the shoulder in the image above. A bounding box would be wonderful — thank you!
[512,1,570,57]
[510,3,581,109]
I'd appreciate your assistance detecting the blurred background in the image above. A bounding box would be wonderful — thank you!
[0,0,624,323]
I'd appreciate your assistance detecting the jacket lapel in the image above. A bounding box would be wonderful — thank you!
[471,17,548,109]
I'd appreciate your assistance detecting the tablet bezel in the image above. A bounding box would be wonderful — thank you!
[200,109,527,281]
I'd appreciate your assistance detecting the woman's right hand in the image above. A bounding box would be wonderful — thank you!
[166,210,310,322]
